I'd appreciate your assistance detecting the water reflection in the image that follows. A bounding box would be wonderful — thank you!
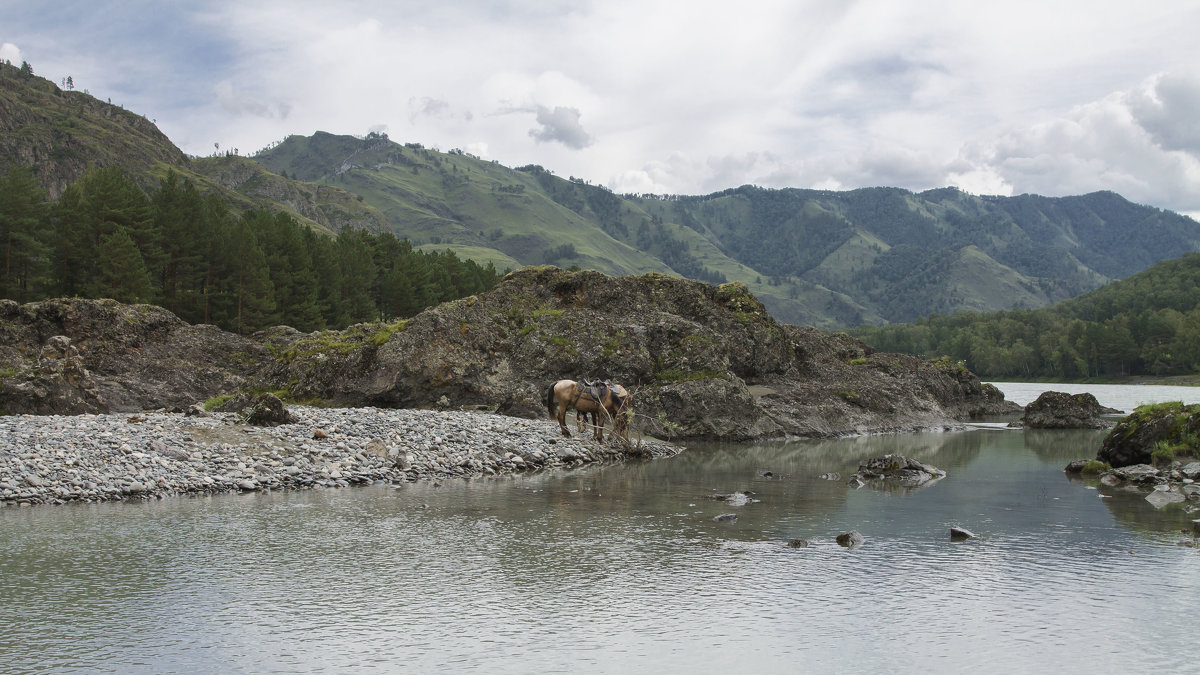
[3,426,1199,674]
[1023,428,1109,464]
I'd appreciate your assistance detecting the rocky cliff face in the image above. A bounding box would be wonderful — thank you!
[191,156,391,235]
[0,298,267,414]
[0,63,188,199]
[0,269,1018,438]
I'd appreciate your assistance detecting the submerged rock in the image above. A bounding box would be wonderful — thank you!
[1145,489,1186,509]
[950,527,976,541]
[707,491,756,506]
[849,454,946,489]
[836,530,865,548]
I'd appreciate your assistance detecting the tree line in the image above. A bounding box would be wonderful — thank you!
[852,253,1200,380]
[0,166,504,333]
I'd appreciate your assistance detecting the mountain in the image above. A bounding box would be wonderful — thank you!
[853,252,1200,380]
[5,58,1200,329]
[0,61,186,200]
[0,61,385,236]
[256,132,1200,327]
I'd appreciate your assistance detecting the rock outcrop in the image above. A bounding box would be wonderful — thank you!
[1023,391,1114,429]
[0,298,267,414]
[0,268,1020,440]
[1097,402,1200,468]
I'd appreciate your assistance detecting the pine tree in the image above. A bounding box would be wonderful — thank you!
[57,167,158,301]
[334,229,379,323]
[247,209,323,331]
[51,184,92,297]
[0,167,50,301]
[152,171,206,316]
[94,227,154,303]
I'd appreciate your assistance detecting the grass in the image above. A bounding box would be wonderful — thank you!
[276,319,408,362]
[202,393,233,411]
[1120,401,1200,465]
[654,369,724,383]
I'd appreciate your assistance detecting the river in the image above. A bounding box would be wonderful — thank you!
[2,383,1198,673]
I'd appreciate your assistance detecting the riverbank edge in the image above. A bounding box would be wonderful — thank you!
[0,406,683,508]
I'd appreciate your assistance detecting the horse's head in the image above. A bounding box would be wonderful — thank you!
[610,385,633,435]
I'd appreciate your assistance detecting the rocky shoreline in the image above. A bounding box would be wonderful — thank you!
[0,407,682,507]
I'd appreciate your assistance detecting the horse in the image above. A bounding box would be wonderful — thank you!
[546,379,633,442]
[577,382,632,439]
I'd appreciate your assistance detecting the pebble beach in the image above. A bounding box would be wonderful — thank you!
[0,407,682,507]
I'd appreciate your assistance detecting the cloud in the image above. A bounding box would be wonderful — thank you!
[1128,70,1200,154]
[528,105,593,150]
[0,43,22,64]
[9,1,1200,215]
[951,70,1200,210]
[408,97,453,122]
[215,81,291,119]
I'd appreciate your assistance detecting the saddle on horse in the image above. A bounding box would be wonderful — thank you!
[578,378,612,405]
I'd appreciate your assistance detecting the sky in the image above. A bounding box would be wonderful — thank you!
[4,0,1200,216]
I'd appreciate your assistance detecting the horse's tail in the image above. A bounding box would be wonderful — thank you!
[545,383,557,420]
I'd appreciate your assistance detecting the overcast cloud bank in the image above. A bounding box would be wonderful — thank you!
[3,1,1200,216]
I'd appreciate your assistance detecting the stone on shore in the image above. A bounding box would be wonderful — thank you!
[0,406,682,508]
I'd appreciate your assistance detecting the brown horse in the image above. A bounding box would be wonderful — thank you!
[577,382,632,438]
[546,379,633,442]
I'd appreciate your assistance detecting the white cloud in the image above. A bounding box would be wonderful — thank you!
[528,106,593,149]
[8,0,1200,213]
[0,42,21,64]
[954,70,1200,209]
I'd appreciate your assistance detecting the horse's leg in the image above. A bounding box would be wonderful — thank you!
[560,403,571,437]
[556,398,571,438]
[593,405,605,442]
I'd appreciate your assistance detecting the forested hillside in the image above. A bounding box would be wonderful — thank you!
[258,133,1200,328]
[852,253,1200,380]
[5,57,1200,331]
[634,186,1200,324]
[0,60,392,237]
[0,165,501,333]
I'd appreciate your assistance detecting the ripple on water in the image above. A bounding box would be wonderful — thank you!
[4,429,1200,673]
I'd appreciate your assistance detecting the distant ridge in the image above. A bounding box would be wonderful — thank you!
[4,59,1200,329]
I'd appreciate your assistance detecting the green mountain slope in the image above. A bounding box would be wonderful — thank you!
[6,57,1200,331]
[0,61,187,199]
[0,62,387,236]
[257,131,1200,328]
[853,252,1200,379]
[633,185,1197,324]
[253,134,880,327]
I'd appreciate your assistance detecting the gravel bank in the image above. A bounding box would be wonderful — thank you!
[0,407,683,507]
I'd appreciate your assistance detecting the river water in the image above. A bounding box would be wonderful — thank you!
[2,384,1199,673]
